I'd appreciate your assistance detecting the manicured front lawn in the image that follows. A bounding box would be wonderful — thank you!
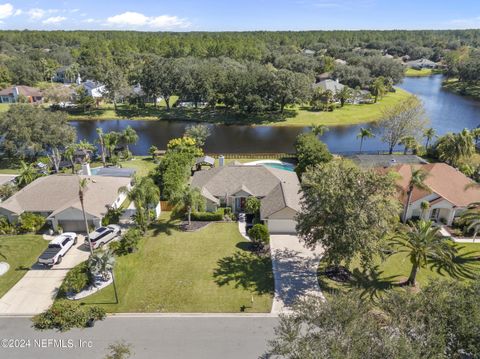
[79,215,274,312]
[319,242,480,300]
[119,157,157,178]
[0,235,48,298]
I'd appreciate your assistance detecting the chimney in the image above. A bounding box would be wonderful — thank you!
[82,163,92,176]
[219,155,225,167]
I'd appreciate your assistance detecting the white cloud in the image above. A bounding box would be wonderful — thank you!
[83,18,96,23]
[28,8,45,19]
[106,11,190,29]
[0,3,14,19]
[42,16,66,24]
[14,9,22,16]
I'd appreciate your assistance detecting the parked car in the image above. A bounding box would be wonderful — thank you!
[38,232,78,267]
[85,225,121,250]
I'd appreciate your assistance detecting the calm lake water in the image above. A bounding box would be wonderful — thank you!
[71,75,480,155]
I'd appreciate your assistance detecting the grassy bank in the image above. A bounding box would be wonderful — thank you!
[65,88,410,127]
[443,79,480,100]
[77,216,274,312]
[405,68,433,77]
[0,235,48,298]
[319,241,480,300]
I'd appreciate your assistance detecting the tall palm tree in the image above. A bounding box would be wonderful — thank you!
[420,201,430,220]
[79,178,94,256]
[96,128,106,167]
[172,187,206,225]
[400,136,419,155]
[119,177,160,231]
[402,167,431,224]
[436,129,475,167]
[423,127,436,150]
[460,202,480,242]
[311,124,329,137]
[371,77,386,103]
[103,132,120,160]
[16,161,38,188]
[356,128,375,153]
[390,220,457,286]
[122,126,139,155]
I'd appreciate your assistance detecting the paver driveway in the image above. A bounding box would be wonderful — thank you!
[270,235,325,314]
[0,238,90,315]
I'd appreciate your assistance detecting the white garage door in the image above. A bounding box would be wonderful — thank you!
[267,219,297,234]
[58,220,94,233]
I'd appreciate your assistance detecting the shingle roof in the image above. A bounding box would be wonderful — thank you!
[347,154,428,169]
[313,79,345,93]
[389,163,480,207]
[0,86,42,97]
[0,175,131,218]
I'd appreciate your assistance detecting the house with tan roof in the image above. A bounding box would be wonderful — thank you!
[191,164,301,234]
[0,174,131,232]
[0,85,43,104]
[388,163,480,225]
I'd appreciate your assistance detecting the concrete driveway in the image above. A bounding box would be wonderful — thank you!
[0,238,90,315]
[270,235,324,314]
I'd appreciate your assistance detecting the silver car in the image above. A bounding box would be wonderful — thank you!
[85,225,121,250]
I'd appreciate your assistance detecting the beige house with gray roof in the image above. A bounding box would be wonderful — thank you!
[0,175,131,232]
[191,164,301,234]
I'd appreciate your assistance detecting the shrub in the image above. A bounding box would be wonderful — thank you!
[191,211,223,221]
[117,228,142,254]
[59,262,91,296]
[245,197,261,215]
[17,212,46,233]
[0,216,16,235]
[32,300,106,332]
[102,207,124,226]
[248,224,270,249]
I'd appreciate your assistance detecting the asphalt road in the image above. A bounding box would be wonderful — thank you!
[0,315,279,359]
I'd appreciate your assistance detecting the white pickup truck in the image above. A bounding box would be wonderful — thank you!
[38,233,77,267]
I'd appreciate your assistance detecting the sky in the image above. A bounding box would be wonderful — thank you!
[0,0,478,31]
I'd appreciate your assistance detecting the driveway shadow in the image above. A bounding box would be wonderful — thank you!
[213,250,274,295]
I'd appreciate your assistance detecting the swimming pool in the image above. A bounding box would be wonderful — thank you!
[262,162,295,172]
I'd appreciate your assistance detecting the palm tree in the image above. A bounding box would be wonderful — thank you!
[423,127,436,150]
[356,128,375,153]
[172,186,206,225]
[402,168,431,224]
[311,124,329,137]
[460,202,480,242]
[119,177,160,231]
[420,201,430,220]
[16,161,38,188]
[122,126,139,155]
[96,128,106,167]
[390,220,457,286]
[436,129,475,167]
[371,77,386,103]
[88,250,115,281]
[103,132,120,161]
[336,86,352,107]
[79,178,94,256]
[399,136,419,155]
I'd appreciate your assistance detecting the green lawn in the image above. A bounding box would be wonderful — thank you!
[319,242,480,300]
[405,68,433,77]
[0,159,20,174]
[78,215,274,312]
[0,235,48,298]
[118,157,157,178]
[443,79,480,100]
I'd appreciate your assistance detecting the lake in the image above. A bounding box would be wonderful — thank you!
[71,75,480,155]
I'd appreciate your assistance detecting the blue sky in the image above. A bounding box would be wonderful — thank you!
[0,0,479,31]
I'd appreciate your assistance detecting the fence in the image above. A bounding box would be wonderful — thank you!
[160,201,174,211]
[205,153,296,160]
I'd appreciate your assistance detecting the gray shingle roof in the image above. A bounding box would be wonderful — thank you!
[313,79,345,93]
[346,154,428,169]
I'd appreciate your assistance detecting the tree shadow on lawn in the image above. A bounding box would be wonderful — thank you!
[428,245,480,280]
[150,217,180,236]
[213,245,274,296]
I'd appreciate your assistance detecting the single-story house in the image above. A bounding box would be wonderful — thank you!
[0,86,43,104]
[405,58,437,70]
[313,79,345,94]
[191,164,301,234]
[83,80,107,99]
[347,154,428,169]
[386,163,480,225]
[0,174,131,232]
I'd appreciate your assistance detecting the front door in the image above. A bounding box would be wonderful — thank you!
[430,208,440,221]
[235,197,246,212]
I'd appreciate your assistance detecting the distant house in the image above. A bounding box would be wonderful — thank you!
[384,163,480,225]
[0,86,43,104]
[53,66,80,84]
[334,59,347,66]
[191,164,301,234]
[405,58,437,70]
[313,79,345,94]
[132,84,163,104]
[83,80,107,99]
[302,49,315,56]
[0,174,131,232]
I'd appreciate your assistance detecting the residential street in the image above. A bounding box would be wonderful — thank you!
[270,235,325,313]
[0,315,278,359]
[0,239,90,315]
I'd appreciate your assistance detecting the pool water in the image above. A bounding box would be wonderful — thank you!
[262,162,295,172]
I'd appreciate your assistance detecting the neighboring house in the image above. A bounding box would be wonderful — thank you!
[0,174,131,232]
[83,80,107,99]
[132,84,163,104]
[313,79,345,94]
[334,59,347,65]
[405,58,437,70]
[386,163,480,225]
[191,164,301,234]
[347,154,428,169]
[0,86,43,104]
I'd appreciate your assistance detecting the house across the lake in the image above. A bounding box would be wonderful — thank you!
[0,86,43,104]
[405,58,437,70]
[191,164,301,234]
[0,174,131,232]
[386,163,480,225]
